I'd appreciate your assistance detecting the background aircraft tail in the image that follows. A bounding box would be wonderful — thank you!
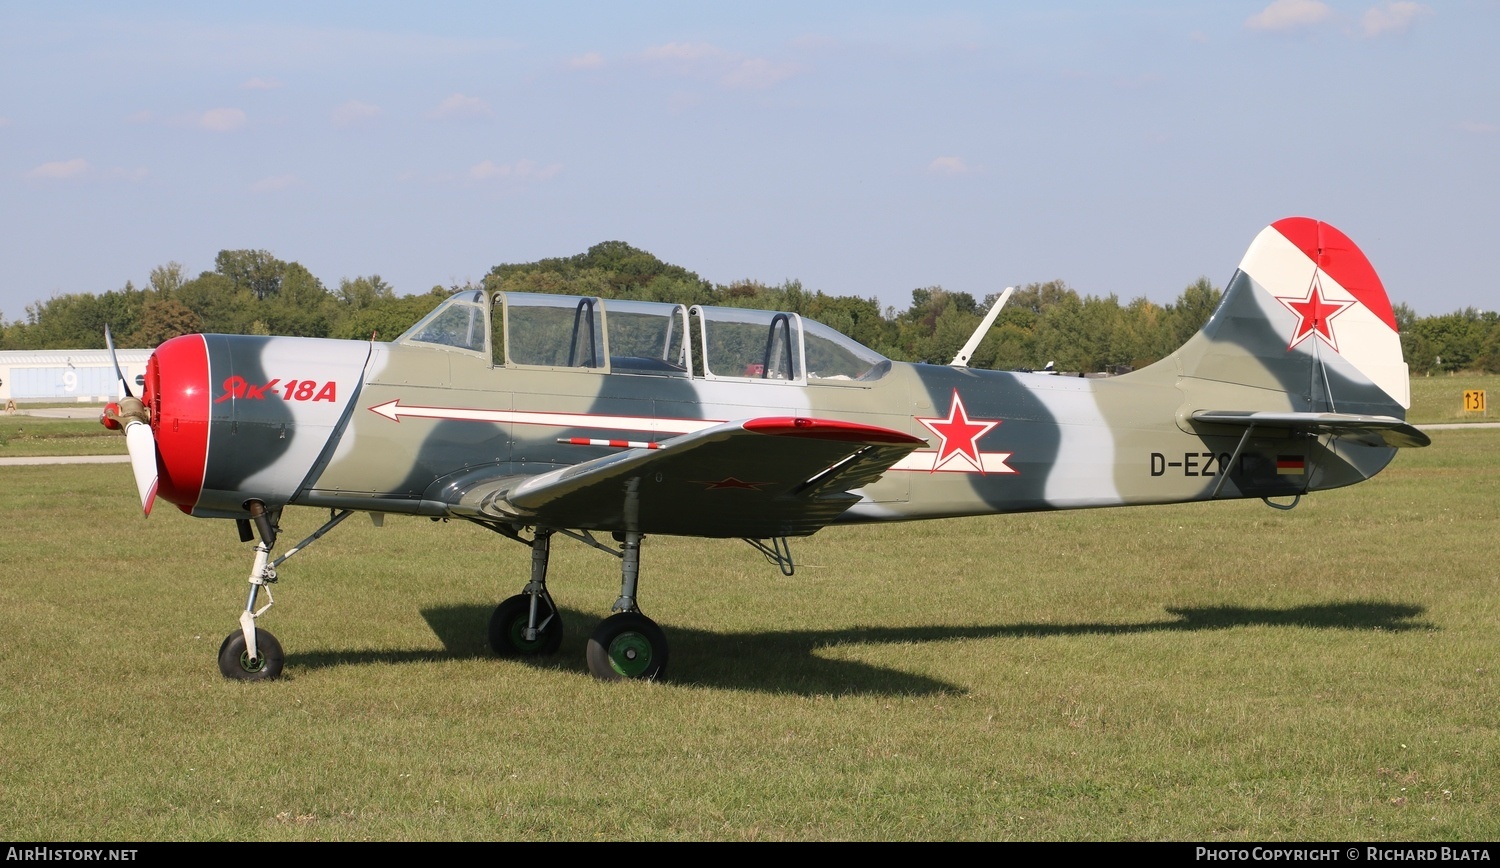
[1142,217,1412,421]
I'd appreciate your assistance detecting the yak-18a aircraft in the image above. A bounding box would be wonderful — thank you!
[102,217,1429,682]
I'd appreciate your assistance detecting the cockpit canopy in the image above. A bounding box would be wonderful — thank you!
[398,290,890,383]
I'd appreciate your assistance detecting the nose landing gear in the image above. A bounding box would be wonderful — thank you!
[217,502,353,681]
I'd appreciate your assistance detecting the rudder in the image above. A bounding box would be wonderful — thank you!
[1157,217,1411,420]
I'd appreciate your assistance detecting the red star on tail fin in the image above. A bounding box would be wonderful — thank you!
[1277,273,1352,352]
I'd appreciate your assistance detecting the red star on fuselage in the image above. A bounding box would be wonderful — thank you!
[1277,273,1353,352]
[915,390,1001,473]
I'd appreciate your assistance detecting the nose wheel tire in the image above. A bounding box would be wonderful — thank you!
[218,628,285,681]
[586,612,668,681]
[488,594,565,657]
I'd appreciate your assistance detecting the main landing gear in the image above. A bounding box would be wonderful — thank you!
[483,525,668,681]
[487,530,565,656]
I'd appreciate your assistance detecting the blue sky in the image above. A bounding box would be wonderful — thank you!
[2,1,1493,322]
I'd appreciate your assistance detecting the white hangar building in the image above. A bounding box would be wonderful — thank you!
[0,348,151,403]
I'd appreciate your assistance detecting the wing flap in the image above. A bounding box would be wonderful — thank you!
[1190,410,1431,448]
[443,417,925,538]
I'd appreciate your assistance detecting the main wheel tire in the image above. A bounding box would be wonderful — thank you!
[586,612,667,681]
[488,594,565,657]
[217,628,285,681]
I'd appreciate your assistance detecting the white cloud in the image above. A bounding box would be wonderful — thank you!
[927,156,974,176]
[1458,120,1497,134]
[469,160,507,180]
[722,58,803,90]
[126,110,155,124]
[642,42,728,63]
[1246,0,1332,32]
[430,93,493,120]
[0,116,10,127]
[26,158,89,180]
[639,41,803,90]
[243,77,283,90]
[469,159,562,181]
[568,52,605,70]
[1361,2,1431,37]
[332,100,383,128]
[200,108,247,131]
[24,159,146,182]
[251,174,299,192]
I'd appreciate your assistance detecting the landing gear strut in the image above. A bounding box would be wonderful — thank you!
[488,529,565,656]
[218,502,353,681]
[587,531,667,681]
[220,500,284,681]
[478,524,669,681]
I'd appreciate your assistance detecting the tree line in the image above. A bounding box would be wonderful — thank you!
[3,241,1496,375]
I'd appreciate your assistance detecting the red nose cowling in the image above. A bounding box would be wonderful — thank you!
[144,335,211,515]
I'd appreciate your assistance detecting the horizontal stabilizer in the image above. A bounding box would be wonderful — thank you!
[1191,410,1431,448]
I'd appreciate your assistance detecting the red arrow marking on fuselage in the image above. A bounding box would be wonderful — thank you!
[367,398,716,435]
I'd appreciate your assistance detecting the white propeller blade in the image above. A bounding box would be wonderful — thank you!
[124,418,160,516]
[105,324,132,400]
[105,324,158,515]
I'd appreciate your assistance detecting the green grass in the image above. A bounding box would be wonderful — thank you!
[0,431,1496,840]
[1407,373,1499,424]
[0,412,124,456]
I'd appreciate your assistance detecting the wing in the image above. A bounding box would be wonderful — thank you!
[436,416,925,538]
[1190,410,1430,448]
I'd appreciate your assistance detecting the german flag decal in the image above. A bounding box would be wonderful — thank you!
[1276,455,1306,475]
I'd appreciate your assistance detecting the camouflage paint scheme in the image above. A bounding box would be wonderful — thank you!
[111,218,1429,680]
[141,218,1423,530]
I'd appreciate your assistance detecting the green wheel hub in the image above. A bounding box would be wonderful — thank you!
[586,612,667,681]
[606,631,655,678]
[506,615,547,653]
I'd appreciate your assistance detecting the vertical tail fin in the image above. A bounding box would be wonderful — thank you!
[1163,217,1411,419]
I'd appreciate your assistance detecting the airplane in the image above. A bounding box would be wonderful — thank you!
[100,217,1430,683]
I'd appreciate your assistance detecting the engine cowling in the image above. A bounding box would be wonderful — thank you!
[143,334,211,513]
[143,334,371,517]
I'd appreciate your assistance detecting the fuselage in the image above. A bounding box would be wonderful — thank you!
[142,289,1391,531]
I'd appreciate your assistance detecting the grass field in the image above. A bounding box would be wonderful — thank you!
[1407,373,1499,424]
[0,427,1495,841]
[1,411,122,457]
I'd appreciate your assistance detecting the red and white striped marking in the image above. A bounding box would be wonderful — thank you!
[557,437,663,450]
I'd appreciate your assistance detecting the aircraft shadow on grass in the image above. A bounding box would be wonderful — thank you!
[280,600,1431,696]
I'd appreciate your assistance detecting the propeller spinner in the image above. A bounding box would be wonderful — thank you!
[101,326,159,515]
